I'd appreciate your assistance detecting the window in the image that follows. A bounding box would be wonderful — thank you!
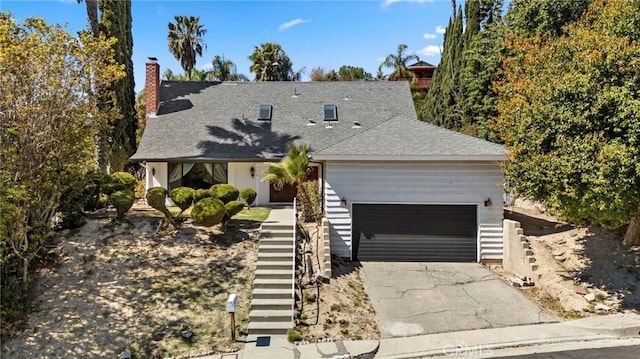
[168,162,228,191]
[323,104,337,121]
[258,104,272,121]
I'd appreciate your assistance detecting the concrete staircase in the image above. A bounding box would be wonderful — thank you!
[248,208,296,336]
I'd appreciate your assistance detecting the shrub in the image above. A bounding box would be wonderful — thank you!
[191,197,226,227]
[82,170,111,211]
[209,184,239,204]
[170,187,195,212]
[195,188,211,201]
[146,187,171,219]
[302,180,323,222]
[225,200,245,219]
[110,189,135,220]
[110,171,137,190]
[101,182,125,195]
[240,187,257,207]
[287,328,303,343]
[134,180,145,199]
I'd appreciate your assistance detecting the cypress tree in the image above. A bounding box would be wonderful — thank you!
[99,0,137,171]
[423,7,463,130]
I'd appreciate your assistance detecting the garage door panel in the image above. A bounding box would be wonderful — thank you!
[353,204,477,262]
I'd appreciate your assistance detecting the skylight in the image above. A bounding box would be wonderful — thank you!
[323,104,337,121]
[258,104,272,121]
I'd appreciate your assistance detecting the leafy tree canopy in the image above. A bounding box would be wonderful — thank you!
[0,13,124,324]
[493,0,640,241]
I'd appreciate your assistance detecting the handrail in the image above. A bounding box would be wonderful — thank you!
[291,197,297,324]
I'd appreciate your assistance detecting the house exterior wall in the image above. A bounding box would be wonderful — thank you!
[146,162,168,191]
[144,161,271,206]
[324,161,504,260]
[228,162,271,206]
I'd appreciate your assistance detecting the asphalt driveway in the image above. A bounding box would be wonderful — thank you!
[360,262,556,338]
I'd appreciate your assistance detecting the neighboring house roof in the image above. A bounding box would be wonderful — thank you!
[408,60,436,68]
[131,80,506,162]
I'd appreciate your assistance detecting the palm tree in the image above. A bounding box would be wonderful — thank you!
[167,15,207,81]
[262,144,314,221]
[207,55,238,81]
[379,44,420,81]
[249,42,297,81]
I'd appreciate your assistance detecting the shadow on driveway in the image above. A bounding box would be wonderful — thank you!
[360,262,556,338]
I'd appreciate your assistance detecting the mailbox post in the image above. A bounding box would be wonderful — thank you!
[226,294,238,341]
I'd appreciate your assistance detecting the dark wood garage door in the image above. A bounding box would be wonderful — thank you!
[352,204,477,262]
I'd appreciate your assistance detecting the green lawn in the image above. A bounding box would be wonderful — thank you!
[231,207,271,222]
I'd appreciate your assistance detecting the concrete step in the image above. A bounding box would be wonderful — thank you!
[247,321,291,335]
[252,288,292,300]
[259,237,294,246]
[261,223,294,231]
[249,309,292,322]
[254,278,292,289]
[255,269,293,279]
[256,261,293,270]
[250,298,292,311]
[261,229,294,238]
[258,252,295,261]
[259,244,294,253]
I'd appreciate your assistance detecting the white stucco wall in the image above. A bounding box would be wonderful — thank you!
[146,162,168,192]
[324,161,505,260]
[228,162,270,206]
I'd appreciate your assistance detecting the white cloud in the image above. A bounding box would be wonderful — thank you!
[435,25,446,34]
[423,33,436,39]
[418,45,442,57]
[278,18,308,32]
[383,0,434,6]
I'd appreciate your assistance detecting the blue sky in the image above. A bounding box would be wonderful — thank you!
[3,0,456,93]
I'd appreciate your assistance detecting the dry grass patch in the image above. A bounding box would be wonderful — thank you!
[2,212,265,359]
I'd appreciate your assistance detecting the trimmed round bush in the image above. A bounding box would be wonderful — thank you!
[110,172,137,190]
[209,184,239,204]
[191,197,226,227]
[146,187,169,216]
[194,188,211,201]
[170,187,195,212]
[225,200,245,219]
[240,187,257,206]
[110,189,135,219]
[101,182,125,195]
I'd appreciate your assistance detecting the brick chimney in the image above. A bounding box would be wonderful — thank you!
[145,57,160,117]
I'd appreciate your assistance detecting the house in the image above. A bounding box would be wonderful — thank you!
[131,59,507,263]
[407,60,436,91]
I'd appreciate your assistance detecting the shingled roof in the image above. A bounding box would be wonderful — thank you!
[131,80,506,162]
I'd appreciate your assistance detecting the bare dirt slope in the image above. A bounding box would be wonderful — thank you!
[499,203,640,318]
[2,213,260,359]
[293,224,379,343]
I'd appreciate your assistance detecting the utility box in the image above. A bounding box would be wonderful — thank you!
[226,294,238,313]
